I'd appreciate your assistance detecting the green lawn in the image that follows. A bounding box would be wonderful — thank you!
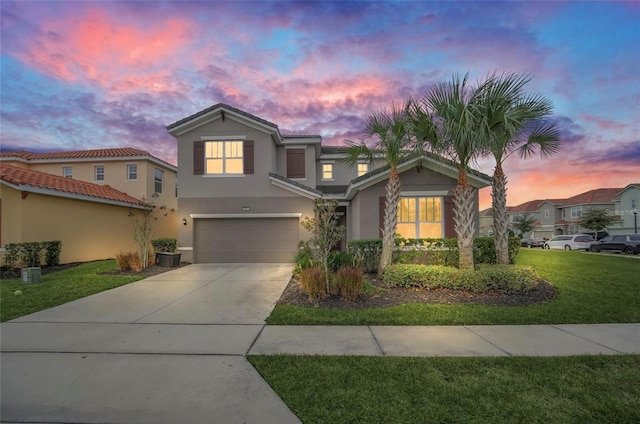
[0,260,143,322]
[267,249,640,325]
[249,354,640,424]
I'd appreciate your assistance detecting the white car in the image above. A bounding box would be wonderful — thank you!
[543,234,594,251]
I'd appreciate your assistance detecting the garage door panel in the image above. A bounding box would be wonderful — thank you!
[194,218,299,263]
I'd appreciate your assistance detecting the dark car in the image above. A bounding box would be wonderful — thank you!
[590,234,640,255]
[520,237,545,248]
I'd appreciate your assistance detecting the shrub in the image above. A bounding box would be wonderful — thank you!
[347,239,382,273]
[151,238,177,253]
[298,266,327,301]
[336,266,365,301]
[293,242,315,275]
[21,242,44,267]
[328,250,357,272]
[3,243,21,268]
[115,251,142,272]
[43,241,62,266]
[382,263,539,293]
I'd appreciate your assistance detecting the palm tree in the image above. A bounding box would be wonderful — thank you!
[479,73,560,264]
[343,102,414,277]
[410,73,490,270]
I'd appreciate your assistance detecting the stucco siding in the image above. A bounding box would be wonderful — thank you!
[1,186,148,264]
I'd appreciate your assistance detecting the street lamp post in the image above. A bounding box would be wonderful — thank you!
[633,209,638,234]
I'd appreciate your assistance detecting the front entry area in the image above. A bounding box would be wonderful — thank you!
[194,217,300,263]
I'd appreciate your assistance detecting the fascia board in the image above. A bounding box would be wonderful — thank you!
[1,181,148,210]
[168,109,281,139]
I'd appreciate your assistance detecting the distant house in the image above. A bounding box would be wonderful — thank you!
[506,188,625,239]
[0,164,150,263]
[0,148,178,264]
[612,183,640,234]
[167,103,491,263]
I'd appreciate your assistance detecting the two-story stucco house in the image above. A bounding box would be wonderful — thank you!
[612,183,639,234]
[0,148,178,263]
[167,104,491,263]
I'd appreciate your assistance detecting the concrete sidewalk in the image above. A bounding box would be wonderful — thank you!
[249,323,640,357]
[1,262,638,424]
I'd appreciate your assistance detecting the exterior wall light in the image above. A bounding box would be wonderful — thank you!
[182,217,187,226]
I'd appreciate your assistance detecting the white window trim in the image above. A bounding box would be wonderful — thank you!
[154,168,164,194]
[544,209,550,219]
[200,135,246,141]
[357,162,369,177]
[321,162,334,181]
[62,166,72,178]
[126,163,138,181]
[204,140,245,176]
[397,196,444,238]
[94,165,105,182]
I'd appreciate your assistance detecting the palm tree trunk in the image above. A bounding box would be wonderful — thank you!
[379,167,400,277]
[454,168,476,270]
[492,163,509,265]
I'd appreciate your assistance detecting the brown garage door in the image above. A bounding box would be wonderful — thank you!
[194,218,299,263]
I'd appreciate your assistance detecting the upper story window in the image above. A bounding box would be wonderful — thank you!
[322,163,333,180]
[206,141,243,175]
[154,168,164,193]
[127,164,138,180]
[544,209,550,219]
[632,199,637,209]
[95,166,104,181]
[287,148,305,179]
[63,166,72,178]
[357,163,369,177]
[570,206,582,218]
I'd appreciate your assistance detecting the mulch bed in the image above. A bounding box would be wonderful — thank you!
[276,275,556,310]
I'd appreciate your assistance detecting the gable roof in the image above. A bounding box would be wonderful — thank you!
[0,148,176,171]
[166,103,284,141]
[0,163,148,209]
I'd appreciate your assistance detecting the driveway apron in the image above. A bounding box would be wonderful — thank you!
[0,263,301,424]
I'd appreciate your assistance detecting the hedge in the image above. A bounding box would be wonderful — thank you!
[347,237,520,272]
[2,241,63,268]
[382,263,540,293]
[151,238,177,253]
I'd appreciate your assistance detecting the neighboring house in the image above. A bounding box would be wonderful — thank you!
[0,163,150,263]
[0,148,178,238]
[611,183,640,234]
[167,103,491,263]
[478,208,494,237]
[507,188,624,238]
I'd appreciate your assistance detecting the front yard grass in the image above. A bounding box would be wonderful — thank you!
[266,249,640,325]
[249,354,640,424]
[0,260,143,322]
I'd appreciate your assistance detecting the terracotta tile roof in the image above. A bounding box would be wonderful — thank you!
[508,200,545,213]
[562,188,624,206]
[0,163,147,207]
[0,148,176,170]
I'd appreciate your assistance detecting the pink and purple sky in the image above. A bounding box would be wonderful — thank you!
[1,1,638,209]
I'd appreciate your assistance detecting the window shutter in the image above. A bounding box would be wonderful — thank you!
[444,196,455,238]
[379,197,385,238]
[286,148,305,178]
[243,140,254,174]
[193,141,204,175]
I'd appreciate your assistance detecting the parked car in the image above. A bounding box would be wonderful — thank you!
[590,234,640,254]
[520,237,545,248]
[544,234,594,251]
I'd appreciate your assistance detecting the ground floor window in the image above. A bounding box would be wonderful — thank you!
[396,196,443,238]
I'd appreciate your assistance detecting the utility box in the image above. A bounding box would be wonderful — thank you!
[21,267,42,283]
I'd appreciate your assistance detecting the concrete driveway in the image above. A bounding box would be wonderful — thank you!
[0,263,301,424]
